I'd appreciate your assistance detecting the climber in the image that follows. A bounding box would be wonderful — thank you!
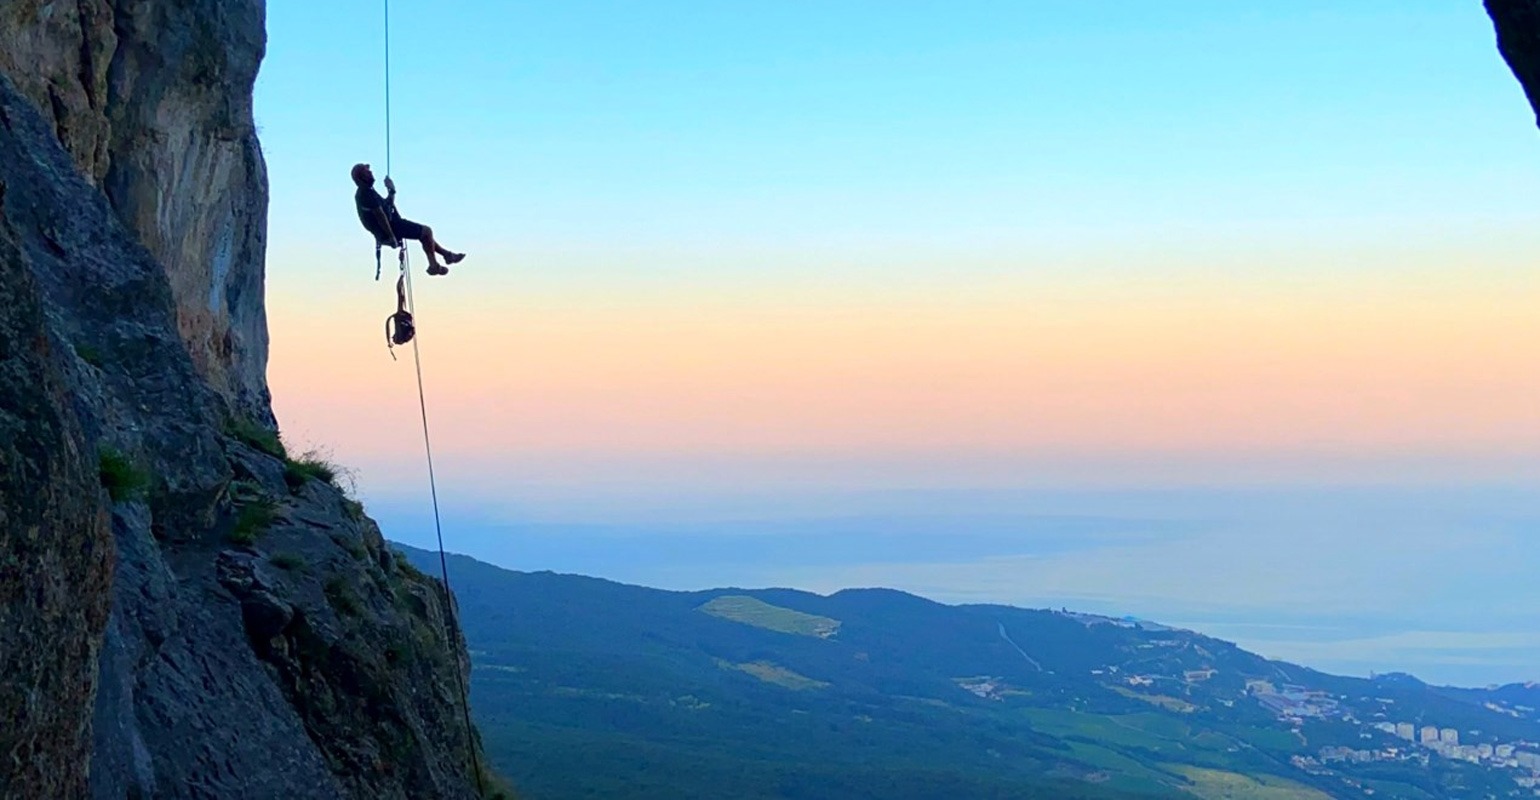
[351,163,466,275]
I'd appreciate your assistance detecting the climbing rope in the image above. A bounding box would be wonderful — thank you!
[384,0,393,178]
[381,0,486,794]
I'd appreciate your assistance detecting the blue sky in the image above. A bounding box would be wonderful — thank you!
[259,1,1537,280]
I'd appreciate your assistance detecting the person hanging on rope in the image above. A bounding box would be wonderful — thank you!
[352,163,466,276]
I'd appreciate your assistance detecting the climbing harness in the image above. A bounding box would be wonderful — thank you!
[379,0,486,793]
[372,193,404,282]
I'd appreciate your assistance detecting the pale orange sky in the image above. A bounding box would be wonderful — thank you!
[268,231,1540,494]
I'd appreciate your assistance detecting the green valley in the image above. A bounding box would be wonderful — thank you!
[399,546,1540,800]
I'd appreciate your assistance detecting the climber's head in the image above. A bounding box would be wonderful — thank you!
[351,163,374,187]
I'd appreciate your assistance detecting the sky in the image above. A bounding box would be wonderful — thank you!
[256,2,1539,685]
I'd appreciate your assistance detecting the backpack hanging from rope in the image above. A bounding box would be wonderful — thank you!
[385,273,414,359]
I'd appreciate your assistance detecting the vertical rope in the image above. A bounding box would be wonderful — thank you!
[400,251,486,797]
[383,1,485,794]
[383,0,392,178]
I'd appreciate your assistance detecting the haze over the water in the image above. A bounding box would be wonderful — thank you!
[256,2,1540,687]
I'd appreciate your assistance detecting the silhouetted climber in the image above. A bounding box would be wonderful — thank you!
[352,163,465,275]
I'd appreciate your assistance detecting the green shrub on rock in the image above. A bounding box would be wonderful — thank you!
[229,498,278,546]
[227,416,286,459]
[98,447,150,501]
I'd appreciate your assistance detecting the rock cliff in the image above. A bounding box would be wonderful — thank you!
[0,0,271,423]
[1487,0,1540,128]
[0,127,114,799]
[0,3,492,798]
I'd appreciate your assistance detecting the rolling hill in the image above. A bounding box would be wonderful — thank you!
[398,545,1540,800]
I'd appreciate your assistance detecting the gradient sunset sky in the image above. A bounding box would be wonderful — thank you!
[258,1,1538,508]
[253,3,1540,682]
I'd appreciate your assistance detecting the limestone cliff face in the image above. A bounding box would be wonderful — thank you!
[1487,0,1540,128]
[0,4,491,799]
[0,0,271,424]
